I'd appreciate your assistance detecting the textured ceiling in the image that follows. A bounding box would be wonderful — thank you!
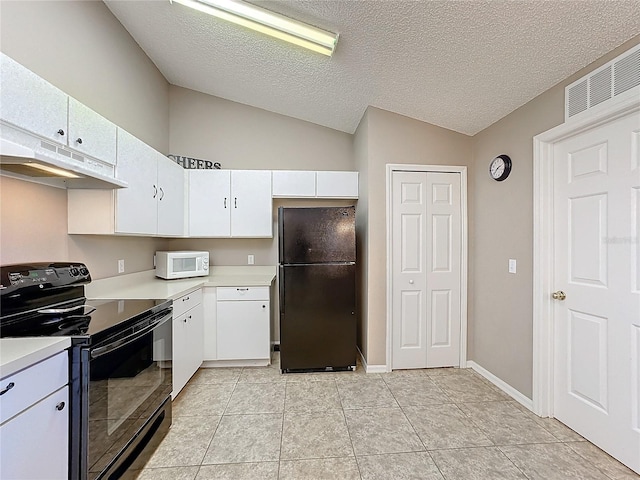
[104,0,640,136]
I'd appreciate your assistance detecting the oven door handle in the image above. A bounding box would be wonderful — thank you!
[37,305,97,315]
[90,310,172,359]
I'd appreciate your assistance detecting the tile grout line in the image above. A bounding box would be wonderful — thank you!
[277,364,287,479]
[337,377,364,479]
[197,367,243,469]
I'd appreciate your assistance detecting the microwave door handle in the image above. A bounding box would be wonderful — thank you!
[90,310,172,359]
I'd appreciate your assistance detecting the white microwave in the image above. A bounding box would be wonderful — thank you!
[155,251,209,280]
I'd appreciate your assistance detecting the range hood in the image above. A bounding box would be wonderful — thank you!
[0,129,127,189]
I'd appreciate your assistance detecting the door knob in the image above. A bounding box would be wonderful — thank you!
[409,280,414,284]
[552,291,566,301]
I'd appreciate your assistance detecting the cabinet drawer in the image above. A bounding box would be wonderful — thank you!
[0,351,68,424]
[217,286,269,301]
[173,289,203,317]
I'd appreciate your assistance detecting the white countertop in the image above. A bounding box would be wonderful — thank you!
[0,337,71,379]
[85,265,277,300]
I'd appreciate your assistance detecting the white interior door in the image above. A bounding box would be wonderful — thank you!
[392,170,461,369]
[553,111,640,473]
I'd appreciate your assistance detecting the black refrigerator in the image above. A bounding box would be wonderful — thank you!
[278,206,357,372]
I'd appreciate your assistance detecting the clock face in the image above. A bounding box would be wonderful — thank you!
[489,155,512,181]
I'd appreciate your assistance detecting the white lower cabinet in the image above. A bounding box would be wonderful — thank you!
[216,287,270,361]
[0,351,69,479]
[172,290,203,398]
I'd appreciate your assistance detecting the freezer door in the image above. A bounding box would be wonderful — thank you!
[279,264,356,371]
[278,207,355,264]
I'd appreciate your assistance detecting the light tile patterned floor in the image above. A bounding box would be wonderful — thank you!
[133,352,639,480]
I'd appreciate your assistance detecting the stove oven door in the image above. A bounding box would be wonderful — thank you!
[87,308,173,479]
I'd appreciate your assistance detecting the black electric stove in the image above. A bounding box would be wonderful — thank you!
[0,263,173,480]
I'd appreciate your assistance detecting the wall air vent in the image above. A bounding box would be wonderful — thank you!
[565,43,640,121]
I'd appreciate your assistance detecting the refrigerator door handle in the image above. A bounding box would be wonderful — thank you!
[279,266,284,315]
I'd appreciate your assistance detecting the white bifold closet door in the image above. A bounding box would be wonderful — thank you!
[391,171,462,370]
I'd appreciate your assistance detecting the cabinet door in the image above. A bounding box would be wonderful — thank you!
[230,170,272,237]
[115,129,158,235]
[157,155,185,236]
[316,171,359,198]
[68,97,117,165]
[185,303,204,377]
[188,170,231,237]
[0,53,68,144]
[0,386,68,480]
[172,309,189,398]
[272,170,316,197]
[202,287,218,361]
[217,300,270,360]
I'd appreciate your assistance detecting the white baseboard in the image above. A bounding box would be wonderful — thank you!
[467,361,534,412]
[357,347,388,373]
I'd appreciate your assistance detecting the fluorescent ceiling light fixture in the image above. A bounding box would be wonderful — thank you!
[170,0,338,56]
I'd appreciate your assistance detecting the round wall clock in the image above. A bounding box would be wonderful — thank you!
[489,154,512,181]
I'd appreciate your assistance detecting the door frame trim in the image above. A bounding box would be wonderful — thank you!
[532,91,640,417]
[385,164,468,372]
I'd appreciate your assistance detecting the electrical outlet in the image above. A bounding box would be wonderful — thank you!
[508,258,517,274]
[248,254,255,265]
[118,259,125,274]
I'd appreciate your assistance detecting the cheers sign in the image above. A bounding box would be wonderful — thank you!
[168,154,221,170]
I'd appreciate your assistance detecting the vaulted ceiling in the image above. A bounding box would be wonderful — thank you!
[105,0,640,135]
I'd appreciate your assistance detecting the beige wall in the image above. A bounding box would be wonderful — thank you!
[358,107,473,366]
[0,0,170,278]
[169,86,354,170]
[470,34,640,399]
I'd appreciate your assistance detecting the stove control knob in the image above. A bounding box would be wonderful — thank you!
[79,267,89,276]
[70,268,79,277]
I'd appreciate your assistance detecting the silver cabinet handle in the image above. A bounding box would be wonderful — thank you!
[0,382,15,396]
[57,129,65,136]
[159,187,164,200]
[234,197,237,208]
[224,197,227,208]
[153,185,158,198]
[237,288,249,291]
[56,401,65,411]
[183,296,190,302]
[76,138,83,145]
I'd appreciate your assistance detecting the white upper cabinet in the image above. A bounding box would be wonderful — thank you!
[271,170,359,199]
[188,170,231,237]
[230,170,272,237]
[68,129,185,236]
[67,98,117,165]
[316,171,359,198]
[115,129,159,235]
[157,155,186,236]
[0,53,68,144]
[115,129,184,236]
[0,53,117,164]
[188,169,272,238]
[272,170,316,197]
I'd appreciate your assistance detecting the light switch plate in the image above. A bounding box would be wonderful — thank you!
[508,258,516,274]
[248,254,255,265]
[118,259,125,273]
